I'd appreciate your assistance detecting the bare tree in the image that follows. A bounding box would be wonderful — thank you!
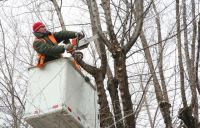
[72,0,144,127]
[78,0,144,127]
[0,19,28,128]
[177,0,199,127]
[138,0,176,127]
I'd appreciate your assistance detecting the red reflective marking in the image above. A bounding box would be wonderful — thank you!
[52,104,59,109]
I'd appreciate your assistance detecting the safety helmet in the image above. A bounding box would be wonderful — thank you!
[32,22,45,32]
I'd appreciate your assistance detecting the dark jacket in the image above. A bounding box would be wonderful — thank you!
[33,30,77,62]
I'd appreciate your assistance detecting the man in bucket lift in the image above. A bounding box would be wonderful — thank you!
[32,22,84,68]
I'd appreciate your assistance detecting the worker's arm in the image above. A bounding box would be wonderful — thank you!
[33,40,65,56]
[53,31,77,43]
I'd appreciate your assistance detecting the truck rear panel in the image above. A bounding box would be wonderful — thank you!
[25,58,98,128]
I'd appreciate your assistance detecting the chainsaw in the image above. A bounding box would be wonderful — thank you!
[67,33,99,71]
[66,33,99,56]
[72,33,99,51]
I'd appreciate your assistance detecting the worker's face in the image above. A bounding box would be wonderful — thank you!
[37,26,47,33]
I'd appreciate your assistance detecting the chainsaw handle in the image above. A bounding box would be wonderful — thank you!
[75,31,85,40]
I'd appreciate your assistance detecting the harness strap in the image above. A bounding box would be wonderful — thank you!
[48,34,57,44]
[36,54,45,68]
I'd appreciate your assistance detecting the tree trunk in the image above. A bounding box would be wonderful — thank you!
[152,1,169,103]
[11,87,18,128]
[107,76,123,127]
[115,50,135,128]
[191,0,198,124]
[178,106,198,128]
[86,0,123,127]
[50,0,66,31]
[95,72,115,128]
[182,0,197,110]
[196,20,200,95]
[176,0,187,107]
[140,31,172,128]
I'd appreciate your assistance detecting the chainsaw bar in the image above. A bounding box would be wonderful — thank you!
[76,34,99,50]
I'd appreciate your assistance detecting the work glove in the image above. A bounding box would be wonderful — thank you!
[75,32,85,40]
[64,44,74,53]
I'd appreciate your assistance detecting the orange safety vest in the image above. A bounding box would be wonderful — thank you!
[34,34,59,68]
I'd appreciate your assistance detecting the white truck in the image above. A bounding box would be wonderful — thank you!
[24,58,99,128]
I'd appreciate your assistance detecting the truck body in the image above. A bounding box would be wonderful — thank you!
[25,58,98,128]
